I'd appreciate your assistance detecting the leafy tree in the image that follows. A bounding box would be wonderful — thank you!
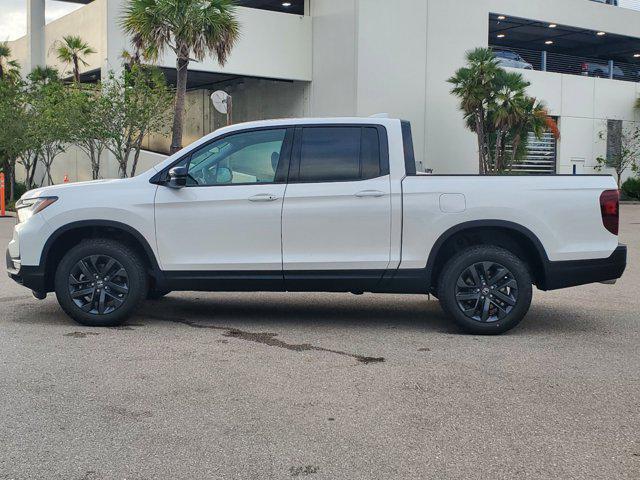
[67,85,110,179]
[54,35,96,83]
[595,125,639,188]
[0,41,21,83]
[25,75,75,185]
[449,47,558,174]
[122,0,239,153]
[102,65,173,177]
[0,76,29,199]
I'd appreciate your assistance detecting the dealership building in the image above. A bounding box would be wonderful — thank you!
[8,0,640,181]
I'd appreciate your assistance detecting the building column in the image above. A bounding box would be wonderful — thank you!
[101,0,127,79]
[26,0,46,74]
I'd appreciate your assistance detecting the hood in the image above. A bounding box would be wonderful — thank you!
[22,177,134,200]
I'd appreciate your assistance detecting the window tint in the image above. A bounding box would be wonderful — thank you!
[361,127,381,179]
[185,129,286,186]
[298,127,382,182]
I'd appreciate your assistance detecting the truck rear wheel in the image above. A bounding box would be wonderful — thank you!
[437,245,532,335]
[54,239,148,327]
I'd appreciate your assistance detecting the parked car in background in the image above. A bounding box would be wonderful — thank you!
[7,118,627,335]
[581,61,625,78]
[493,49,534,70]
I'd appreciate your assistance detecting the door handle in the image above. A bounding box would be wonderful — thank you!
[248,194,279,202]
[354,190,385,198]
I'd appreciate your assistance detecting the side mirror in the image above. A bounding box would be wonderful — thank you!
[168,166,188,189]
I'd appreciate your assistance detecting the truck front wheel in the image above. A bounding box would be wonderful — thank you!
[54,239,148,327]
[437,246,533,335]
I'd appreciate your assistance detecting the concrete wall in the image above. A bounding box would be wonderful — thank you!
[310,0,640,176]
[154,6,312,81]
[145,79,310,154]
[44,0,104,75]
[9,1,312,82]
[518,69,640,180]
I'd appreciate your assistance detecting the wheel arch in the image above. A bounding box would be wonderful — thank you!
[426,220,549,289]
[41,220,162,292]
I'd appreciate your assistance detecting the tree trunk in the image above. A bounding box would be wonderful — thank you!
[616,169,623,189]
[6,160,15,201]
[73,55,80,83]
[475,111,486,175]
[130,131,145,177]
[170,54,190,154]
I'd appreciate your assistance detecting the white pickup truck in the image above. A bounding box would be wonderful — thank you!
[7,117,627,334]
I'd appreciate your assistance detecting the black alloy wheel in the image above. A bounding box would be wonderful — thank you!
[68,255,130,315]
[454,261,518,323]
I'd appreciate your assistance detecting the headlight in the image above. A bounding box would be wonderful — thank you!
[15,197,58,224]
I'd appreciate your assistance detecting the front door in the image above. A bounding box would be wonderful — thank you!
[155,128,292,272]
[282,125,392,289]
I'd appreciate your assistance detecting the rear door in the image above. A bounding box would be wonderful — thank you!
[282,125,392,289]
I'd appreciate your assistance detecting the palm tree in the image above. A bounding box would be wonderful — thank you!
[122,0,240,154]
[449,47,558,174]
[0,42,21,82]
[28,66,60,85]
[54,35,96,83]
[507,97,558,170]
[490,70,529,171]
[448,48,501,174]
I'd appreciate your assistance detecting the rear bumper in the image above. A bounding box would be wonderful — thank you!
[6,249,46,293]
[540,245,627,291]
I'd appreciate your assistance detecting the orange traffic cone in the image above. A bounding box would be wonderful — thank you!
[63,174,69,183]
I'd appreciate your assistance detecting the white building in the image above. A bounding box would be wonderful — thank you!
[7,0,640,182]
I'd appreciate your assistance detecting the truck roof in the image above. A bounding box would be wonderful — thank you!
[217,116,401,131]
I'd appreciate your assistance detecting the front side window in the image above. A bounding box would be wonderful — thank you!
[184,129,287,186]
[297,127,383,182]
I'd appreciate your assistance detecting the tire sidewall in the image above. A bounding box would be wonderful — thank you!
[55,240,147,327]
[438,246,533,335]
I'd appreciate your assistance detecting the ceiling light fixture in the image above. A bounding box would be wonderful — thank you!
[497,34,506,38]
[597,31,606,36]
[549,23,557,28]
[282,2,292,6]
[545,40,554,45]
[635,53,640,58]
[497,15,506,20]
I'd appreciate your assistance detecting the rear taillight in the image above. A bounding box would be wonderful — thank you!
[600,189,619,235]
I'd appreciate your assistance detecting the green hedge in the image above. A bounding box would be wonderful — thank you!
[621,177,640,200]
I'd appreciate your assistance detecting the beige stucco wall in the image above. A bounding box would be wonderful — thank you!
[9,0,311,82]
[311,0,640,177]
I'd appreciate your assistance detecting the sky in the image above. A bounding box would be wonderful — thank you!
[0,0,83,42]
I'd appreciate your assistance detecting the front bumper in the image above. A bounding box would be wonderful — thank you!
[6,249,46,293]
[540,245,627,291]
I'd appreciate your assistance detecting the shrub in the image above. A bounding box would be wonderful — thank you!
[14,181,28,199]
[621,177,640,200]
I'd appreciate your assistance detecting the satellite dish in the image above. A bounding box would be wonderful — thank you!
[211,90,231,114]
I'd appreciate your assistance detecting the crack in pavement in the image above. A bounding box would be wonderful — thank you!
[146,314,385,364]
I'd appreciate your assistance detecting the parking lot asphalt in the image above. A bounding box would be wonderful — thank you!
[0,206,639,480]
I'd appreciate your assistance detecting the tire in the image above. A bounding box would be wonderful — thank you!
[146,289,171,300]
[54,239,148,327]
[437,245,533,335]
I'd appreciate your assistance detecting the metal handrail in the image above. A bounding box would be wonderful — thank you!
[490,44,640,83]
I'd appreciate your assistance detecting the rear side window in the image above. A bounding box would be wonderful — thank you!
[297,127,383,182]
